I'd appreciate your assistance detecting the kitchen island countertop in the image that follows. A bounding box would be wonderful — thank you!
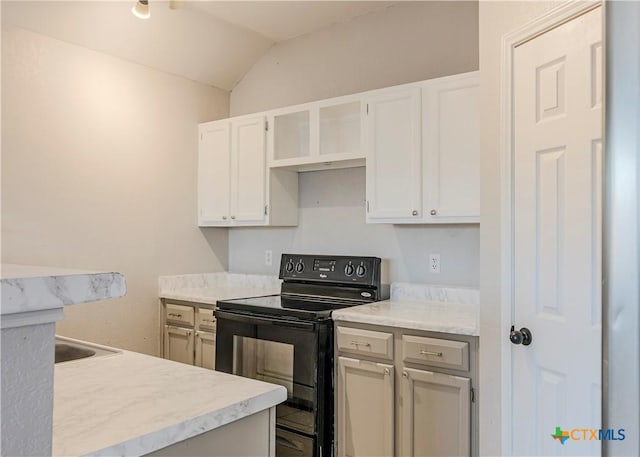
[53,339,286,456]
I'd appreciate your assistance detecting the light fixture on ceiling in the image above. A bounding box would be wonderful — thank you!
[131,0,150,20]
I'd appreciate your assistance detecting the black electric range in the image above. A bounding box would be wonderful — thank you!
[215,254,388,457]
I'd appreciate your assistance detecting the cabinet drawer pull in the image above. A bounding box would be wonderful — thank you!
[350,341,371,347]
[168,313,183,318]
[402,371,408,378]
[420,350,443,357]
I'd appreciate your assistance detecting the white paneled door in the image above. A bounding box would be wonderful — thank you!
[512,6,602,456]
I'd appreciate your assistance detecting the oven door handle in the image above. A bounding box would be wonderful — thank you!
[215,310,317,330]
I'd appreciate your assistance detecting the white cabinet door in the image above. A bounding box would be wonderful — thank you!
[195,331,216,370]
[365,88,422,222]
[423,73,480,221]
[337,356,394,457]
[230,117,267,223]
[163,325,194,365]
[198,121,231,226]
[400,368,471,457]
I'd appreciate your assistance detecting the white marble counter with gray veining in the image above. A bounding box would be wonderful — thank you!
[53,338,286,457]
[158,272,281,305]
[0,264,126,319]
[332,283,480,336]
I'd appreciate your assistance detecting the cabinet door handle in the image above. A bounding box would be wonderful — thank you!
[402,371,409,378]
[430,209,437,216]
[222,216,227,220]
[231,215,236,220]
[420,350,443,357]
[384,368,390,375]
[350,341,371,347]
[412,210,418,216]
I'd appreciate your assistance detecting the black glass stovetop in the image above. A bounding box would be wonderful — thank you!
[216,294,365,321]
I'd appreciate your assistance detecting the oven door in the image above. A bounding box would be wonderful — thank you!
[215,311,318,436]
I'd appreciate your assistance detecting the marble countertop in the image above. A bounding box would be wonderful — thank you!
[53,338,286,456]
[160,286,281,305]
[158,272,281,305]
[332,299,479,336]
[1,264,126,316]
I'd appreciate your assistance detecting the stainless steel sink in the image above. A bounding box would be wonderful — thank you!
[55,343,95,363]
[54,336,121,364]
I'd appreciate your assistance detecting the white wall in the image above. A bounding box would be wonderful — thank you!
[477,1,561,455]
[229,2,480,286]
[1,25,230,355]
[230,167,480,285]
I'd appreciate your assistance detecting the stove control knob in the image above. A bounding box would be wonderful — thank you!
[356,265,366,277]
[344,264,354,276]
[295,262,305,273]
[285,261,294,273]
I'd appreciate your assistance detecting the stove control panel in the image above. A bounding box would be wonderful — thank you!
[279,254,382,287]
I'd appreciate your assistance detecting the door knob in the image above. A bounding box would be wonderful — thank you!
[509,325,532,346]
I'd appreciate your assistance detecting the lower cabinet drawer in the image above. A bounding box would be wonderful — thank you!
[165,303,195,326]
[336,326,393,360]
[402,335,469,371]
[197,308,216,331]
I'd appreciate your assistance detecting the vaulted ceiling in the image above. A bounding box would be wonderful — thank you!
[1,1,398,90]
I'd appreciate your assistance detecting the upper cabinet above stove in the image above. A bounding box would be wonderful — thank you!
[197,71,479,227]
[268,94,365,172]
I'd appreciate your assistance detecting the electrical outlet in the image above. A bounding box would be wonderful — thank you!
[264,250,273,266]
[429,254,440,273]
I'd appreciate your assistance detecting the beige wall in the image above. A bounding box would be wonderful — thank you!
[228,2,481,286]
[231,1,479,115]
[478,1,562,455]
[1,26,229,355]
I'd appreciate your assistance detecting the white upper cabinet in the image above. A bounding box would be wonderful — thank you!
[365,87,422,221]
[365,72,480,224]
[198,115,298,227]
[268,95,365,172]
[198,71,480,227]
[423,72,480,222]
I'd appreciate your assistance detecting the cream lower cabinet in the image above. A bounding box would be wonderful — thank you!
[337,356,394,457]
[163,325,194,365]
[195,331,216,370]
[400,368,470,457]
[335,322,478,457]
[161,300,217,369]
